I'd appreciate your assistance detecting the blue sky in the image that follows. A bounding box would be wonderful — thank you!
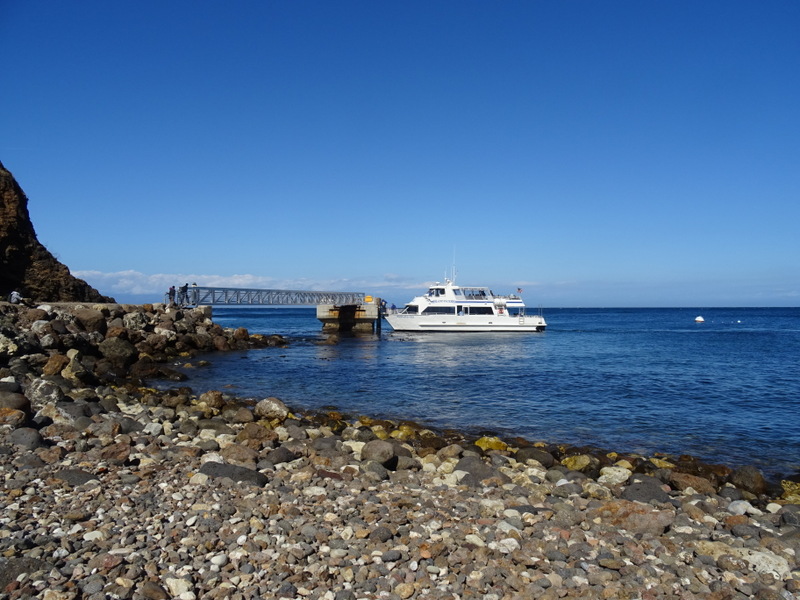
[2,1,798,307]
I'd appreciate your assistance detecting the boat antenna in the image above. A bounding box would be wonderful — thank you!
[450,247,457,283]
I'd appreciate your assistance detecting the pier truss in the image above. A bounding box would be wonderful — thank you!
[184,286,366,306]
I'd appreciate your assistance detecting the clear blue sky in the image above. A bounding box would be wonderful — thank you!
[2,1,798,307]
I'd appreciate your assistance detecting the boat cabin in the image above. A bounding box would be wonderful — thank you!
[401,281,524,317]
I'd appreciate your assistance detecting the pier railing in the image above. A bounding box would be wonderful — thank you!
[169,286,366,306]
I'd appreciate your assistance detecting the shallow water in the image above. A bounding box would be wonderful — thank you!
[173,306,800,479]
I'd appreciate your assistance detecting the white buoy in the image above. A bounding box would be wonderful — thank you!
[695,316,705,323]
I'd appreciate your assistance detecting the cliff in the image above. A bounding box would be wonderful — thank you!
[0,160,114,303]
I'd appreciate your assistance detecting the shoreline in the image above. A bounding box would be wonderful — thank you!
[1,302,799,598]
[173,326,798,487]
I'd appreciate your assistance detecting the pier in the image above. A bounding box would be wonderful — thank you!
[170,286,382,333]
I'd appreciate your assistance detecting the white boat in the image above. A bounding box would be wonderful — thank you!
[385,279,546,332]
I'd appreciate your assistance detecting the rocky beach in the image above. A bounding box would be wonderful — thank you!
[1,302,800,600]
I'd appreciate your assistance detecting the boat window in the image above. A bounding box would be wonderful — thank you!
[462,287,490,300]
[404,305,418,314]
[468,306,494,315]
[453,289,463,296]
[422,306,455,315]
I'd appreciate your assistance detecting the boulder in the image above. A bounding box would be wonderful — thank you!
[73,308,107,335]
[25,378,65,406]
[730,465,767,496]
[254,397,289,421]
[621,475,671,504]
[0,390,30,413]
[361,439,395,465]
[220,443,259,468]
[588,499,676,536]
[670,471,716,495]
[197,390,225,410]
[198,461,268,486]
[8,427,45,450]
[265,445,299,465]
[98,337,138,367]
[515,446,555,468]
[42,354,70,376]
[0,407,27,427]
[562,453,600,474]
[598,466,632,486]
[455,455,509,486]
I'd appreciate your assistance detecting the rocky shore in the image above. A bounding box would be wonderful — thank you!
[1,302,799,600]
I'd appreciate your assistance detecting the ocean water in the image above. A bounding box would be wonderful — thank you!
[174,306,800,480]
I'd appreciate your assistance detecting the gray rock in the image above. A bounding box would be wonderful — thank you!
[0,390,30,412]
[253,396,289,420]
[285,423,308,440]
[515,447,556,468]
[622,476,671,504]
[369,526,394,542]
[26,378,65,405]
[455,455,503,483]
[265,446,298,464]
[8,427,45,450]
[0,557,53,590]
[361,439,395,465]
[0,380,21,393]
[98,337,138,366]
[54,468,98,486]
[73,308,107,334]
[311,436,340,451]
[362,460,389,481]
[198,461,269,486]
[730,465,767,496]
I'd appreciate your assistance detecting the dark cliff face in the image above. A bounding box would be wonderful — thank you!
[0,159,115,303]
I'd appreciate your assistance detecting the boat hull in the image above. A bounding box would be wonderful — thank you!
[385,314,546,332]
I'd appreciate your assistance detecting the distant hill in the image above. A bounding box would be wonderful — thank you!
[0,160,114,303]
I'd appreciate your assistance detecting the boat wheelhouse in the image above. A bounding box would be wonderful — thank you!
[385,279,546,332]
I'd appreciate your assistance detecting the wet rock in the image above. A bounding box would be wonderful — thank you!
[98,336,138,367]
[731,464,767,496]
[670,471,716,495]
[515,446,555,468]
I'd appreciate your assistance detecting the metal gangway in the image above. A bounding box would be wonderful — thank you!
[170,286,366,306]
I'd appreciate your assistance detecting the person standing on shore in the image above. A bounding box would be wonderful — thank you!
[177,283,189,306]
[167,286,176,305]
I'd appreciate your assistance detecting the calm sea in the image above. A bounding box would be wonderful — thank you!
[175,306,800,480]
